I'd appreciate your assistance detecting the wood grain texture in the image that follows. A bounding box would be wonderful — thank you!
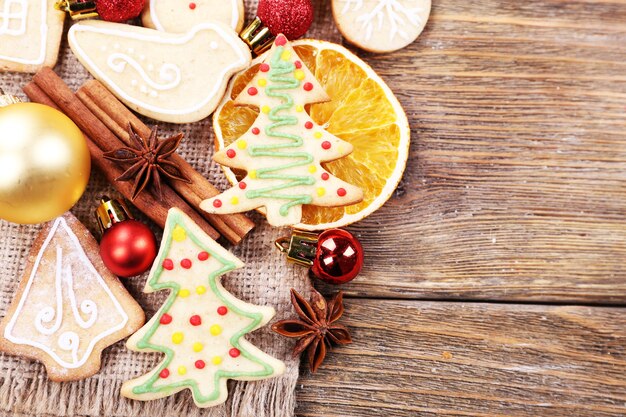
[316,0,626,303]
[295,299,626,417]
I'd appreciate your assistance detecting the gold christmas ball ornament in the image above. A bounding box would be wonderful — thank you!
[0,92,91,224]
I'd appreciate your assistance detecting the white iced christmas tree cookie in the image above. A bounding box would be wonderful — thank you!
[142,0,245,33]
[201,35,363,227]
[68,20,251,123]
[0,213,145,381]
[332,0,431,53]
[121,208,285,408]
[0,0,65,72]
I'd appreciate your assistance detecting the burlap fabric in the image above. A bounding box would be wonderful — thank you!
[0,1,342,415]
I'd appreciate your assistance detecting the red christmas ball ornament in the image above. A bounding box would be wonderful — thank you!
[275,229,363,285]
[96,0,146,22]
[56,0,145,22]
[240,0,314,54]
[96,196,158,278]
[257,0,314,39]
[310,229,363,284]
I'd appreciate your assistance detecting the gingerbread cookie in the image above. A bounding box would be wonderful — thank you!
[0,0,65,72]
[332,0,431,53]
[121,208,285,407]
[142,0,245,33]
[0,213,145,382]
[201,35,363,227]
[68,20,251,123]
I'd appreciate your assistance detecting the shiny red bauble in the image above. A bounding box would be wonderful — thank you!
[257,0,314,39]
[100,219,157,278]
[97,0,146,22]
[310,229,363,285]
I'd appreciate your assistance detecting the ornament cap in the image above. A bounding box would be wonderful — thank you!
[240,17,275,55]
[0,88,22,107]
[95,196,133,233]
[275,229,319,267]
[55,0,98,20]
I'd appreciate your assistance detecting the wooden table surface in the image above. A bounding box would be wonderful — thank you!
[296,0,626,415]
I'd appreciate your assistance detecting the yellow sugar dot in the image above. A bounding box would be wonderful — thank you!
[308,165,317,174]
[212,356,222,365]
[172,226,187,242]
[281,50,291,61]
[314,132,323,139]
[230,196,239,205]
[210,324,222,336]
[179,289,190,298]
[295,105,303,113]
[261,105,271,114]
[294,69,305,80]
[249,170,257,179]
[317,187,326,197]
[258,78,267,87]
[172,332,184,344]
[193,342,204,352]
[196,285,206,295]
[237,140,247,149]
[178,366,187,375]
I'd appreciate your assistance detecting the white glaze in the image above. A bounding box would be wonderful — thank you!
[4,217,129,369]
[149,0,240,32]
[68,22,249,117]
[0,0,48,64]
[339,0,425,42]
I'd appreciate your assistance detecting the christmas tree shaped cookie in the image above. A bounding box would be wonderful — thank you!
[0,213,145,381]
[68,20,251,123]
[201,35,363,227]
[121,208,285,408]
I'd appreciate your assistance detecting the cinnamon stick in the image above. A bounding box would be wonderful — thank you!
[76,86,243,245]
[77,80,255,243]
[25,68,220,240]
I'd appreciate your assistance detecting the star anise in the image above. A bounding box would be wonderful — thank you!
[104,123,190,201]
[272,288,352,373]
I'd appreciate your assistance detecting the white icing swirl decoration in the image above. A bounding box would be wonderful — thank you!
[57,331,80,365]
[107,53,182,91]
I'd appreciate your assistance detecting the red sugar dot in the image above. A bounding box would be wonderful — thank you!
[159,368,170,378]
[195,360,205,369]
[303,82,313,91]
[322,141,331,150]
[337,188,347,197]
[251,127,260,135]
[189,315,202,326]
[213,199,222,208]
[226,149,236,158]
[238,182,247,190]
[321,172,330,181]
[162,259,174,270]
[294,61,302,69]
[304,121,313,129]
[181,258,192,269]
[198,251,209,261]
[217,306,228,316]
[160,313,172,325]
[188,2,196,9]
[259,63,270,72]
[229,348,241,358]
[275,35,287,46]
[248,87,258,96]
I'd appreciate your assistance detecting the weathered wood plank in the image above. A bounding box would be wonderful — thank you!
[315,0,626,303]
[295,299,626,417]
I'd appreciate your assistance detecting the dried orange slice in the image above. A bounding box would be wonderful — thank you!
[213,39,410,230]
